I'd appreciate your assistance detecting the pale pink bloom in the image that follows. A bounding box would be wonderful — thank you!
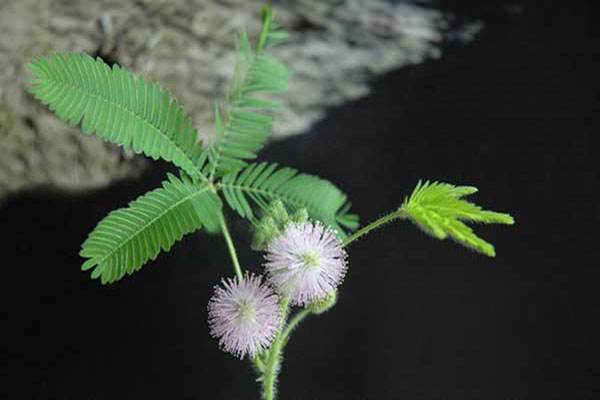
[264,221,348,306]
[208,273,280,358]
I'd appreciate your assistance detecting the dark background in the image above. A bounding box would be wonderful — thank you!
[1,0,598,399]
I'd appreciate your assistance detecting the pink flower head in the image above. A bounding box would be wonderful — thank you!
[264,221,348,306]
[208,273,280,358]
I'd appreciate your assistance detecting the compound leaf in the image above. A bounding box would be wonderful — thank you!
[80,173,221,284]
[27,53,209,182]
[207,6,291,177]
[400,180,514,256]
[219,162,359,238]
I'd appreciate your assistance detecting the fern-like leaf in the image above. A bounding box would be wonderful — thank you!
[79,173,221,284]
[400,180,514,256]
[207,6,291,178]
[219,162,359,237]
[27,53,208,182]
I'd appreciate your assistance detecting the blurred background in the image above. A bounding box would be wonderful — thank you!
[0,0,598,399]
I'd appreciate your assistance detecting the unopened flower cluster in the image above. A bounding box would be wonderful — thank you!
[207,207,348,358]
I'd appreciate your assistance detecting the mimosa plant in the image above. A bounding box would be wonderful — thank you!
[26,6,514,399]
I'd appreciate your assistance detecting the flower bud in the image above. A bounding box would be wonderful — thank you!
[308,291,337,315]
[251,216,280,251]
[268,199,289,226]
[290,208,309,224]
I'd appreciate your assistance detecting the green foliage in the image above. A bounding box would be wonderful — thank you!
[80,173,221,283]
[400,180,514,256]
[27,3,514,288]
[24,4,516,398]
[207,6,291,178]
[26,6,358,283]
[219,162,359,238]
[27,53,208,183]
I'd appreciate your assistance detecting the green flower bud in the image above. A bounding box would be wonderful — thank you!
[289,208,309,224]
[308,291,337,315]
[268,199,289,226]
[251,216,280,251]
[251,199,311,251]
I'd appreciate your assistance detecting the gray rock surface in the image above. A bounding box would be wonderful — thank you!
[0,0,474,199]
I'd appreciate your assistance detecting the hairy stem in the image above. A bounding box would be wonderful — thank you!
[218,212,243,280]
[261,297,290,400]
[281,308,311,348]
[252,354,265,374]
[343,209,405,247]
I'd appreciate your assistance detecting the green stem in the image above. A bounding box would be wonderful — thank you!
[281,308,311,348]
[261,297,290,400]
[252,354,265,374]
[257,6,272,52]
[218,212,243,280]
[343,209,405,248]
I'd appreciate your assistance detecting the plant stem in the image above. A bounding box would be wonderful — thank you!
[281,308,310,348]
[261,337,281,400]
[261,297,290,400]
[252,354,265,375]
[218,212,243,280]
[342,209,406,248]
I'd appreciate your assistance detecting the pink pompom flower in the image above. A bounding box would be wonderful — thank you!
[263,221,348,306]
[208,273,280,358]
